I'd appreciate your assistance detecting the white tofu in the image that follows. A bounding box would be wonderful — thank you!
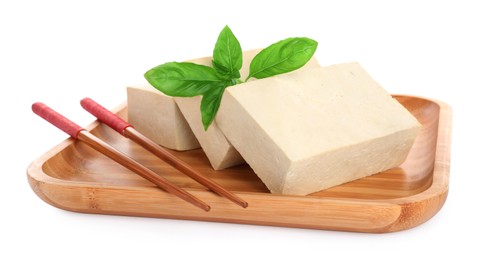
[175,49,321,170]
[175,95,243,169]
[216,63,421,195]
[127,85,200,151]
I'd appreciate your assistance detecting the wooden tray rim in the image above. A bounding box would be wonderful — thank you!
[27,94,452,232]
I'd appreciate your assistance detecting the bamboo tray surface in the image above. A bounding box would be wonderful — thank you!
[27,95,451,233]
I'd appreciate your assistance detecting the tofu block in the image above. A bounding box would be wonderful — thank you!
[175,49,321,170]
[175,95,244,169]
[127,85,200,151]
[216,63,421,195]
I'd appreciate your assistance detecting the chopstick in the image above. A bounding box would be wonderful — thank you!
[32,102,211,212]
[80,97,248,208]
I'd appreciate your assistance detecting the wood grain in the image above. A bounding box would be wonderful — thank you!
[124,127,248,208]
[27,95,452,233]
[77,130,211,212]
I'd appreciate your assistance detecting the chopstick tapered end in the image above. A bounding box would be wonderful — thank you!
[241,201,248,208]
[226,195,248,208]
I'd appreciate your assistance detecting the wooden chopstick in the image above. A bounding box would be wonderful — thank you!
[123,127,248,208]
[32,102,211,212]
[80,97,248,208]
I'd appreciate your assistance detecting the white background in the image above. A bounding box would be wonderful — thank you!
[2,0,482,259]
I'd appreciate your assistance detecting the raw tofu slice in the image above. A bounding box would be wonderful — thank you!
[216,63,421,195]
[127,85,200,151]
[175,95,243,170]
[175,49,321,170]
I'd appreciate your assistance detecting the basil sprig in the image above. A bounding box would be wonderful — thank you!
[145,25,318,130]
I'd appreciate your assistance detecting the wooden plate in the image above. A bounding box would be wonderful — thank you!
[27,95,451,233]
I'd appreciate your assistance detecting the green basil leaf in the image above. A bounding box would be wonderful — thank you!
[200,84,226,130]
[144,62,225,97]
[247,37,318,81]
[212,25,242,79]
[212,60,241,79]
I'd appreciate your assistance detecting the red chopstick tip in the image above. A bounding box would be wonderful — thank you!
[241,201,248,208]
[31,102,84,138]
[32,102,45,113]
[80,97,131,135]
